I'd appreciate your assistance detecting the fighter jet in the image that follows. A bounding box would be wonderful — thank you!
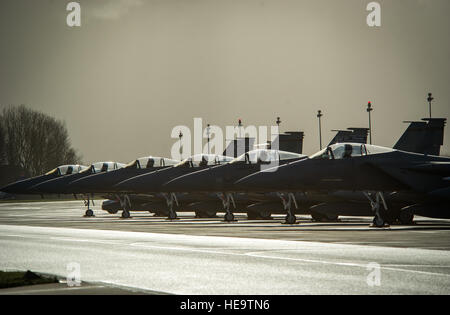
[163,149,307,221]
[67,136,255,218]
[0,165,88,195]
[66,156,179,218]
[114,154,235,219]
[165,119,445,223]
[236,143,450,226]
[29,161,126,216]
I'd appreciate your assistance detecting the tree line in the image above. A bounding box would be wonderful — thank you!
[0,105,82,177]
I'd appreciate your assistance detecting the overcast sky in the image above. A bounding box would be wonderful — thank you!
[0,0,449,164]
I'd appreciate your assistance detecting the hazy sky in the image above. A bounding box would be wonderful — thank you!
[1,0,449,164]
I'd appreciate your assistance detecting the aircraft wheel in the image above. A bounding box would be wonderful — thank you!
[285,214,296,224]
[85,209,94,217]
[224,212,235,222]
[372,215,385,228]
[167,212,178,220]
[399,211,414,225]
[121,211,131,219]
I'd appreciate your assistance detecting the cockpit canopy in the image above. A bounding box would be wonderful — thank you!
[175,154,234,168]
[45,165,88,176]
[230,149,306,165]
[81,162,126,174]
[310,143,395,160]
[126,156,180,169]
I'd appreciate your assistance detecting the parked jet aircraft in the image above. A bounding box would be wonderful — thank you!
[163,149,307,221]
[0,165,88,195]
[29,161,125,216]
[114,154,235,219]
[163,117,447,224]
[236,143,450,226]
[66,156,179,218]
[76,137,254,218]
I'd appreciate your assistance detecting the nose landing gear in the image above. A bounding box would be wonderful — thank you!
[218,192,237,222]
[364,191,389,228]
[83,195,95,217]
[278,192,298,224]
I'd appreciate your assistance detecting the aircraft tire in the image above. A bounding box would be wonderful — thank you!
[121,211,131,219]
[285,214,296,224]
[85,209,94,217]
[224,213,235,222]
[372,215,385,228]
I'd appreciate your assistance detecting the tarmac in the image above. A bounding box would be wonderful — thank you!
[1,200,450,294]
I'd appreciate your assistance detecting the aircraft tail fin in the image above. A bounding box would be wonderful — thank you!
[328,128,369,146]
[269,131,304,154]
[393,118,446,155]
[223,137,255,158]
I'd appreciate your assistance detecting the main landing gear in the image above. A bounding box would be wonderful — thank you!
[278,192,298,224]
[116,194,132,219]
[218,192,236,222]
[364,191,389,228]
[163,193,179,220]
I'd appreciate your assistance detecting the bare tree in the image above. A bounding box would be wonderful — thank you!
[0,119,5,165]
[1,105,82,176]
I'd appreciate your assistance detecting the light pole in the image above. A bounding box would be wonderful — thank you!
[178,130,183,160]
[238,119,243,138]
[427,93,434,119]
[317,110,323,150]
[206,124,211,155]
[367,101,373,145]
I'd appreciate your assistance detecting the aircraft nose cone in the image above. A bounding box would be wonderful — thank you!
[0,182,24,194]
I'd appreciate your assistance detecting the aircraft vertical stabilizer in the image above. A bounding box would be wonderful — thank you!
[328,128,369,146]
[393,118,446,155]
[223,137,255,158]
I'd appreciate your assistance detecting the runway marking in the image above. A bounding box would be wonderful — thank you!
[129,243,450,278]
[243,252,450,278]
[49,237,125,246]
